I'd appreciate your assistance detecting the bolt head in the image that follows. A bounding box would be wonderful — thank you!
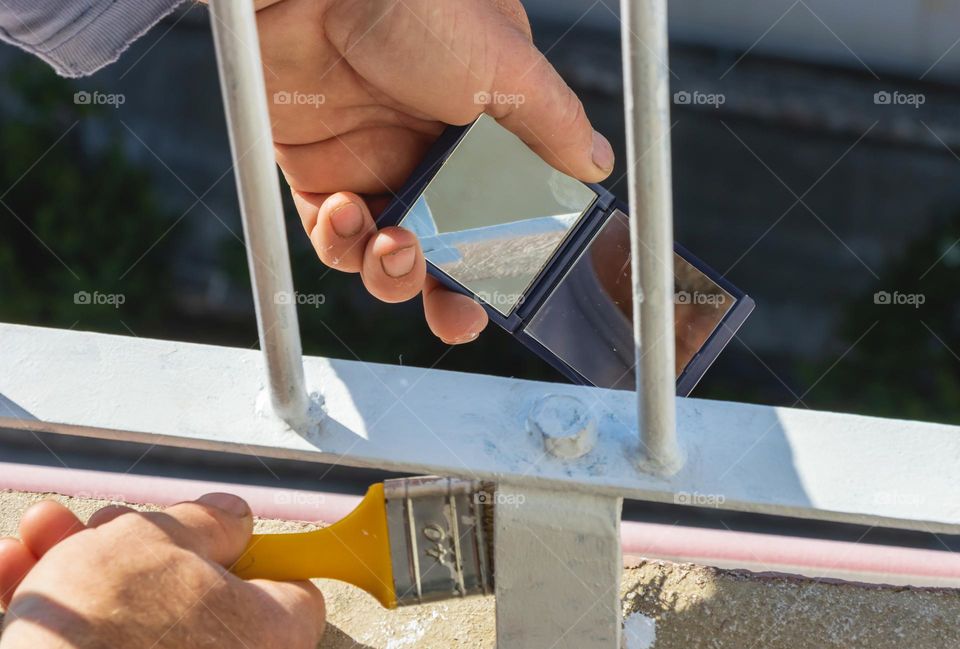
[528,394,597,459]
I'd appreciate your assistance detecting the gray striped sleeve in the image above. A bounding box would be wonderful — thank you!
[0,0,188,77]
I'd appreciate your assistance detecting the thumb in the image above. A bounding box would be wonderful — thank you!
[152,493,254,568]
[325,0,614,183]
[478,25,615,183]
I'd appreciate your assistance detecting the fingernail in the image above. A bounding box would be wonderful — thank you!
[330,202,363,238]
[443,331,480,345]
[591,130,615,173]
[380,246,416,278]
[197,493,250,518]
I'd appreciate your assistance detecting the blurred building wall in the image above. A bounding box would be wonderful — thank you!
[525,0,960,82]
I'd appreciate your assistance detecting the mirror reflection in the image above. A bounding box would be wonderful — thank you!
[400,114,596,316]
[525,210,735,389]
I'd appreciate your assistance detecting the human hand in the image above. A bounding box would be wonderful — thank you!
[0,495,325,649]
[255,0,615,344]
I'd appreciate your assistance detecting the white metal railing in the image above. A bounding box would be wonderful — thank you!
[621,0,682,474]
[209,0,309,426]
[206,0,682,477]
[2,0,958,647]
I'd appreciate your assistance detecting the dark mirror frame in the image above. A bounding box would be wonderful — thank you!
[378,118,755,395]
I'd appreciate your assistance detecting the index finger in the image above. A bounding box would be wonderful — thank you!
[480,26,615,182]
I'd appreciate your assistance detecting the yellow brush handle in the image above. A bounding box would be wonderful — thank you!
[232,484,397,608]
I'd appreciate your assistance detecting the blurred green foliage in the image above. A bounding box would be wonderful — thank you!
[805,211,960,423]
[0,59,174,333]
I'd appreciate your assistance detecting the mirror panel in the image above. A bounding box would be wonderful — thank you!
[524,210,736,389]
[400,114,596,315]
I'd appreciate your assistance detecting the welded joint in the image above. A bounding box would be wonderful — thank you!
[255,388,326,432]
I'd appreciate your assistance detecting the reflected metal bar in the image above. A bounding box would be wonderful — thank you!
[208,0,309,425]
[620,0,682,473]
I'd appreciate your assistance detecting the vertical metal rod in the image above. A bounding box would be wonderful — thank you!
[620,0,683,473]
[208,0,309,425]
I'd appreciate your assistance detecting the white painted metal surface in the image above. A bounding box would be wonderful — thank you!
[208,0,309,425]
[528,394,598,459]
[3,323,960,535]
[494,486,622,648]
[621,0,681,475]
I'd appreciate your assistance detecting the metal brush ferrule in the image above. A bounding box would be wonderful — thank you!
[384,476,494,606]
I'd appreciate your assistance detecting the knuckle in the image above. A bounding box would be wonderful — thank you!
[105,511,153,535]
[313,235,363,272]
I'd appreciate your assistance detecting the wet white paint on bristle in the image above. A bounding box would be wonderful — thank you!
[622,612,657,649]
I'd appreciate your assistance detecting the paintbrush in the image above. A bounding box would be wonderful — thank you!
[231,476,495,608]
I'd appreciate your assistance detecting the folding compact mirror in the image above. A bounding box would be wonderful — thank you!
[381,114,754,395]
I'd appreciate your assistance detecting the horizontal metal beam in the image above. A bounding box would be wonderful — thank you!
[2,323,959,534]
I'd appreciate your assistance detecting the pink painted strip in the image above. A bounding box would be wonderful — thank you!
[2,462,957,583]
[0,462,361,523]
[620,520,959,580]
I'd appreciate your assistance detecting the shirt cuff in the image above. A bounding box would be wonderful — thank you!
[8,0,189,78]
